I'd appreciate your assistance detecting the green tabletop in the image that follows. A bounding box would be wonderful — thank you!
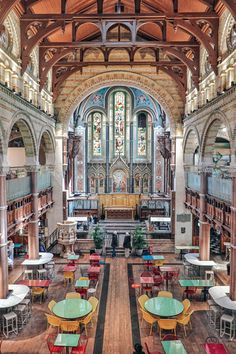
[52,299,92,319]
[161,340,187,354]
[153,255,165,260]
[142,255,165,261]
[145,297,184,317]
[67,255,80,260]
[55,333,80,347]
[179,279,214,288]
[75,279,90,288]
[14,243,23,248]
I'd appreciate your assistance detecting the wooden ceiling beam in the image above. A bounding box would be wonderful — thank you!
[97,0,104,14]
[134,0,141,14]
[221,0,236,19]
[20,12,219,21]
[0,0,20,28]
[53,60,185,67]
[39,41,200,48]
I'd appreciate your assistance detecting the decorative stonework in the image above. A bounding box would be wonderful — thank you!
[57,221,77,257]
[56,71,182,134]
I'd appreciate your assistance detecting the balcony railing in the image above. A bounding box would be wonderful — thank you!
[207,176,232,202]
[37,170,52,192]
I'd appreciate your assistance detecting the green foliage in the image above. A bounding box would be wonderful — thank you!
[91,225,104,249]
[132,226,147,250]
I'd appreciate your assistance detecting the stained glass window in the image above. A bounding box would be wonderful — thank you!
[92,112,102,156]
[114,92,125,155]
[137,113,147,156]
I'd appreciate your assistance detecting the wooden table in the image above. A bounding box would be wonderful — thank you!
[179,279,214,301]
[161,340,187,354]
[54,333,80,354]
[204,343,228,354]
[17,280,51,288]
[160,266,178,289]
[63,265,76,272]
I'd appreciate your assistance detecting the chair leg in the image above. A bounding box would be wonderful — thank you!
[149,324,153,336]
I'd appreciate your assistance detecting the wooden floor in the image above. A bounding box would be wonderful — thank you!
[2,253,236,354]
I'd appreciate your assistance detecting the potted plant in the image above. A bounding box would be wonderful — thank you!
[132,226,147,256]
[91,225,104,254]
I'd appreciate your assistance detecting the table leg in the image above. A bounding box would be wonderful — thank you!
[202,287,208,301]
[185,286,189,299]
[66,347,69,354]
[166,272,168,290]
[180,250,183,260]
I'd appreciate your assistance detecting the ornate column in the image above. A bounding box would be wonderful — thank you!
[105,122,109,193]
[199,171,211,260]
[129,122,134,193]
[0,168,8,298]
[84,123,89,193]
[230,174,236,300]
[150,124,154,194]
[28,167,39,259]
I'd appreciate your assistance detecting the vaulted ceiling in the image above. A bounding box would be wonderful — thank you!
[1,0,236,101]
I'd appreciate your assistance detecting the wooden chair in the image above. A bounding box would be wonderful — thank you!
[70,335,88,354]
[177,310,194,336]
[138,294,149,310]
[140,308,157,335]
[66,292,81,299]
[48,299,57,313]
[45,313,62,332]
[47,334,64,354]
[88,296,99,324]
[60,320,80,333]
[78,312,93,335]
[32,287,45,303]
[157,290,173,298]
[157,319,177,340]
[176,299,191,321]
[63,271,74,286]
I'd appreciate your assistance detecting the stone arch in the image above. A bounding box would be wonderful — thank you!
[219,9,234,55]
[8,112,37,165]
[58,71,181,134]
[183,126,200,166]
[201,111,232,165]
[38,127,55,166]
[4,11,20,57]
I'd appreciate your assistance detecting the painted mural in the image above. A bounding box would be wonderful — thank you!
[113,170,127,192]
[114,92,125,155]
[92,112,102,156]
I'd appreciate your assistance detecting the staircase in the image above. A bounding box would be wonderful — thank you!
[99,219,145,257]
[98,219,175,256]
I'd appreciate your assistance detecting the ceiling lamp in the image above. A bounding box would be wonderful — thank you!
[115,1,124,13]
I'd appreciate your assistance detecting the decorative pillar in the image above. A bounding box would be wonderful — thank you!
[0,170,8,298]
[84,123,88,193]
[199,171,211,260]
[129,122,134,193]
[105,123,109,193]
[230,175,236,300]
[151,124,154,194]
[28,167,39,259]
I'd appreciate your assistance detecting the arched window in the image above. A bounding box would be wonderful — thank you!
[193,146,199,166]
[113,91,126,156]
[92,112,102,156]
[137,112,147,157]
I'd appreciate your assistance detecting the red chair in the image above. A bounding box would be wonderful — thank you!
[162,334,179,341]
[75,288,88,299]
[68,261,75,266]
[145,342,161,354]
[47,334,64,353]
[183,287,197,299]
[141,271,152,277]
[70,336,88,354]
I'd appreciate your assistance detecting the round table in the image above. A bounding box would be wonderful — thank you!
[144,297,184,317]
[52,299,92,319]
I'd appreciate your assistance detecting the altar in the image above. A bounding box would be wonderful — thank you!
[105,207,135,219]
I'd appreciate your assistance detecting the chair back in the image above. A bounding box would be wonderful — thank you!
[80,312,93,325]
[79,277,89,281]
[71,336,88,354]
[60,320,80,333]
[45,313,61,327]
[182,299,191,314]
[48,300,56,312]
[138,294,149,309]
[158,318,177,330]
[66,292,81,299]
[141,271,152,277]
[32,287,44,294]
[140,308,157,324]
[64,271,74,279]
[154,260,165,267]
[158,291,173,298]
[88,296,99,312]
